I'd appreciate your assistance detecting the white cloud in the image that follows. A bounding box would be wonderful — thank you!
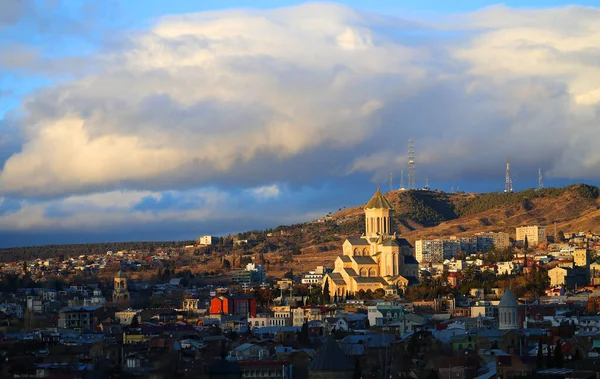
[250,184,281,200]
[1,2,600,235]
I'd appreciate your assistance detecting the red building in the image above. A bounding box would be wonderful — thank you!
[210,296,257,317]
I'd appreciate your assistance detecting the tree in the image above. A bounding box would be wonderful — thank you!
[353,357,362,379]
[536,339,544,369]
[130,315,140,328]
[299,322,309,345]
[554,340,564,369]
[323,278,331,304]
[557,230,566,243]
[546,344,554,369]
[524,235,529,251]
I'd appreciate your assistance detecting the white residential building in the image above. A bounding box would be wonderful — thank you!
[496,261,520,275]
[198,236,215,245]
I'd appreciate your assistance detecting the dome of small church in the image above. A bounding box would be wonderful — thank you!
[115,269,127,278]
[364,187,393,210]
[498,288,518,308]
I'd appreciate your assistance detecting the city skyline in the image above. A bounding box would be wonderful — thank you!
[2,0,600,246]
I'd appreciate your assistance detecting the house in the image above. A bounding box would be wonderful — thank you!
[325,317,348,333]
[57,306,102,330]
[228,343,270,361]
[210,296,257,317]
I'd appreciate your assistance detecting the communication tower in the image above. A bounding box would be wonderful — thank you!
[504,157,513,193]
[424,176,430,191]
[399,169,405,190]
[538,168,543,190]
[408,139,415,189]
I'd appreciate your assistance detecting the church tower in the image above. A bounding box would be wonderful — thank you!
[498,288,519,330]
[113,270,130,303]
[364,186,393,238]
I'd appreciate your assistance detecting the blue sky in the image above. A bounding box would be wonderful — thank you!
[1,0,600,247]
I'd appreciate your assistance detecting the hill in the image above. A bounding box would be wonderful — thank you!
[2,184,600,277]
[261,184,600,275]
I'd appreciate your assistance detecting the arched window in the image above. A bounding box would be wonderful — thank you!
[377,217,380,233]
[370,218,374,234]
[369,268,376,277]
[383,217,387,233]
[363,248,368,256]
[353,248,359,255]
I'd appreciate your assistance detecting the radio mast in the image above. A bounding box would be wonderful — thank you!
[504,157,513,193]
[400,169,405,190]
[408,139,415,189]
[538,168,543,190]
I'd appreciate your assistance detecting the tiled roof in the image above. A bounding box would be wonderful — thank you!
[352,256,376,264]
[346,238,370,246]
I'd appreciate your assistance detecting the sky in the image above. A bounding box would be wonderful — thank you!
[1,0,600,247]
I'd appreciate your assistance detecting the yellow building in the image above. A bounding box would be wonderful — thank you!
[322,188,419,298]
[574,247,591,267]
[516,225,546,247]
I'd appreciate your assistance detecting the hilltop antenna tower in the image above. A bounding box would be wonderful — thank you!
[538,168,544,190]
[424,176,430,191]
[399,169,405,190]
[408,139,415,190]
[504,157,513,193]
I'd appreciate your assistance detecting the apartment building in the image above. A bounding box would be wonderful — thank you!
[476,232,510,250]
[58,306,102,330]
[516,225,546,247]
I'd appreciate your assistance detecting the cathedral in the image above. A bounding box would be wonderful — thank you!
[323,187,419,298]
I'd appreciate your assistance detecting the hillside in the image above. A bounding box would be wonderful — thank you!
[2,184,600,277]
[262,184,600,275]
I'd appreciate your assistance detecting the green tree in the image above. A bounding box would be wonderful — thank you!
[554,340,563,369]
[323,278,331,304]
[546,344,553,369]
[130,315,140,328]
[299,322,309,345]
[536,339,544,369]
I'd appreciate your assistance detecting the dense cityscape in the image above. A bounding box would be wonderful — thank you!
[0,187,599,378]
[3,0,600,378]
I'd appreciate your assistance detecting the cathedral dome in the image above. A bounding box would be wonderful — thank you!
[364,187,393,210]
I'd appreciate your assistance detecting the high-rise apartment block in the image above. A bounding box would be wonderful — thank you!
[515,225,546,247]
[476,232,510,250]
[415,233,504,263]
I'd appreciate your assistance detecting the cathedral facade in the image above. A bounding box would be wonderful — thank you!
[323,188,419,298]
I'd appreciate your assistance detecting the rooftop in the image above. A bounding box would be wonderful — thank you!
[364,188,393,210]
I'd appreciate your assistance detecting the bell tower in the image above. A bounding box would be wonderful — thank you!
[364,185,393,238]
[113,270,130,303]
